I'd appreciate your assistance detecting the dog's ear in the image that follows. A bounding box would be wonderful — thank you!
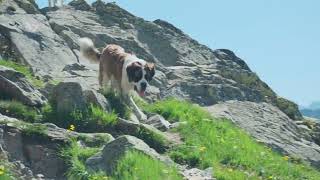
[126,62,142,82]
[144,63,155,81]
[146,63,155,77]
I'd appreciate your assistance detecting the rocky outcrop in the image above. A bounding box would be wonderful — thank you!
[0,65,46,106]
[86,135,173,174]
[206,101,320,168]
[51,80,110,115]
[0,114,114,179]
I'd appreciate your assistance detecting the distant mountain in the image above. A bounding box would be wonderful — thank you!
[309,101,320,110]
[300,101,320,119]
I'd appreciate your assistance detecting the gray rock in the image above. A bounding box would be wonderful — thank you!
[0,114,114,179]
[114,118,172,153]
[206,101,320,168]
[0,0,78,79]
[0,65,46,106]
[144,114,171,131]
[51,80,110,115]
[180,167,215,180]
[86,135,173,174]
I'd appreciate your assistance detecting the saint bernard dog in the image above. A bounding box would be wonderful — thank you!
[79,37,155,120]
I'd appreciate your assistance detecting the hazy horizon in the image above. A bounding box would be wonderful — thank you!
[36,0,320,106]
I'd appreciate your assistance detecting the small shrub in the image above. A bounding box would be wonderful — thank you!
[0,100,39,123]
[0,60,44,88]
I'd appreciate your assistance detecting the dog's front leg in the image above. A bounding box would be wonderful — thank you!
[124,95,147,121]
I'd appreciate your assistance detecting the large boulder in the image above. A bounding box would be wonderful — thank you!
[206,101,320,168]
[0,65,46,106]
[51,80,110,115]
[86,135,173,174]
[114,118,173,153]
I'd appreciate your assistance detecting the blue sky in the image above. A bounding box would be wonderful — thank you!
[36,0,320,106]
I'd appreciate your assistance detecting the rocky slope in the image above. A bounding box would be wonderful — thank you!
[0,0,301,120]
[0,0,319,179]
[206,101,320,167]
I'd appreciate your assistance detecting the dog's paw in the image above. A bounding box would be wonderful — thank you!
[138,113,147,122]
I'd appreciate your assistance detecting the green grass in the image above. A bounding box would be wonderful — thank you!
[110,150,182,180]
[21,123,48,138]
[0,60,44,88]
[136,125,168,153]
[60,139,102,180]
[143,98,320,180]
[42,103,118,132]
[0,154,15,180]
[100,89,131,119]
[0,100,40,123]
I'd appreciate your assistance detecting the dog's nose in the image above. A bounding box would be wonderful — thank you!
[141,82,147,91]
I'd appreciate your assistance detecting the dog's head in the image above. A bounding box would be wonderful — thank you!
[126,61,155,96]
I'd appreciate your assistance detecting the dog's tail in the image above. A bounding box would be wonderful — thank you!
[79,37,101,64]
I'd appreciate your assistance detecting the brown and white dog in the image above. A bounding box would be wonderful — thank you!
[79,37,155,120]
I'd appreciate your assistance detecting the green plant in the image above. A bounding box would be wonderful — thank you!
[143,99,320,180]
[60,139,102,180]
[0,100,39,123]
[42,103,118,132]
[136,126,168,153]
[110,150,182,180]
[100,89,131,119]
[0,155,15,180]
[21,123,48,138]
[0,60,44,88]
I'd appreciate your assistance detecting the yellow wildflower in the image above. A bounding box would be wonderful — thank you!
[283,156,289,161]
[68,124,75,131]
[0,165,5,175]
[199,146,206,152]
[227,168,233,172]
[268,176,273,179]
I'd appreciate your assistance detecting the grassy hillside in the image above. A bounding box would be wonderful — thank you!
[141,99,320,180]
